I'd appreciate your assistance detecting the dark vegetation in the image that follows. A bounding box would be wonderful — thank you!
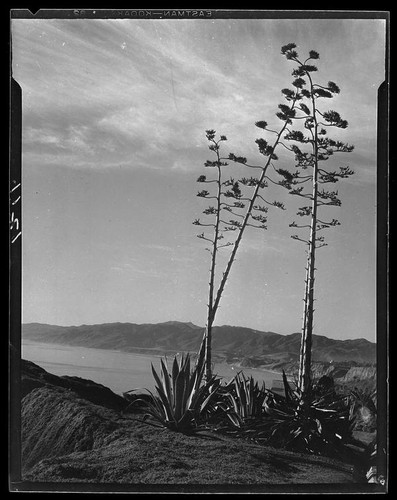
[21,359,378,487]
[122,349,376,450]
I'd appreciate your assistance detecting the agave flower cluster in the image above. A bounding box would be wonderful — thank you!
[276,42,355,251]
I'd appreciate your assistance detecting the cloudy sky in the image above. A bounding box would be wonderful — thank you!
[12,15,386,341]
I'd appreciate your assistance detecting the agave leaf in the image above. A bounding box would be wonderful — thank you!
[172,356,179,392]
[248,387,255,417]
[195,345,206,372]
[137,387,157,401]
[123,388,147,396]
[174,368,188,421]
[242,376,251,418]
[199,383,220,413]
[313,407,338,413]
[186,369,202,409]
[183,368,194,412]
[185,384,197,410]
[226,412,242,428]
[151,364,164,394]
[230,393,239,416]
[196,359,206,385]
[155,388,175,423]
[160,358,173,405]
[183,353,191,376]
[134,389,169,423]
[282,370,294,402]
[140,400,167,422]
[223,377,236,391]
[192,384,209,413]
[233,376,241,405]
[236,376,248,419]
[186,361,200,399]
[192,362,212,404]
[124,389,155,413]
[152,365,175,422]
[247,377,255,416]
[175,354,192,418]
[199,392,214,414]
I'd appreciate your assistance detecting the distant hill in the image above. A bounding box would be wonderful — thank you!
[22,321,376,365]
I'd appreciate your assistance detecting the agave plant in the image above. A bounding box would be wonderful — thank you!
[221,372,267,426]
[261,371,355,455]
[212,372,272,443]
[349,388,377,432]
[124,351,221,433]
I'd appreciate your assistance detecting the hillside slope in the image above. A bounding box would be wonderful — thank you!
[20,360,363,488]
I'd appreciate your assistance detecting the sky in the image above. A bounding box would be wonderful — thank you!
[11,15,386,341]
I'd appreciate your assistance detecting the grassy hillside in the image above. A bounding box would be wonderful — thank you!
[20,360,374,491]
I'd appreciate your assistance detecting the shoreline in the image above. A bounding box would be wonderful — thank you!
[20,339,376,396]
[21,339,285,376]
[21,340,289,396]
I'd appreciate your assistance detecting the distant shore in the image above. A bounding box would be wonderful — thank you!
[22,338,285,374]
[21,340,287,395]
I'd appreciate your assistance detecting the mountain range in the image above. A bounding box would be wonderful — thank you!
[22,321,376,366]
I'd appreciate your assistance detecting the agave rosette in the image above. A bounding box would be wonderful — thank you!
[262,372,355,454]
[125,350,221,433]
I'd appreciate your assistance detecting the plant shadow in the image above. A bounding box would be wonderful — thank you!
[250,452,300,474]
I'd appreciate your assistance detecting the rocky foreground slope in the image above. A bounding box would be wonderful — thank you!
[19,360,372,489]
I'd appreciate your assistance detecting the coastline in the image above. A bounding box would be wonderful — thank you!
[21,339,286,395]
[21,339,285,375]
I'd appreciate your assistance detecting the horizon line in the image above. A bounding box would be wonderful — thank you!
[21,320,376,344]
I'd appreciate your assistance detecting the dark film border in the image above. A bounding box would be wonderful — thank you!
[9,9,389,494]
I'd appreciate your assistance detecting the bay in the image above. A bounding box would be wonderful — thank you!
[21,340,283,395]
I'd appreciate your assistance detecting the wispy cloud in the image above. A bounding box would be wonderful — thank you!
[13,18,385,174]
[140,243,175,252]
[12,19,283,172]
[110,262,167,279]
[16,17,384,340]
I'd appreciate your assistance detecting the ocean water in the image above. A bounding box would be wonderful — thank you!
[21,340,283,396]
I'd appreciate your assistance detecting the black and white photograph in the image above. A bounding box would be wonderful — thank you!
[9,9,389,493]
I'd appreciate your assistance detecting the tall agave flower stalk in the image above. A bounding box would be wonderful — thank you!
[276,43,354,394]
[194,130,287,381]
[194,71,305,380]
